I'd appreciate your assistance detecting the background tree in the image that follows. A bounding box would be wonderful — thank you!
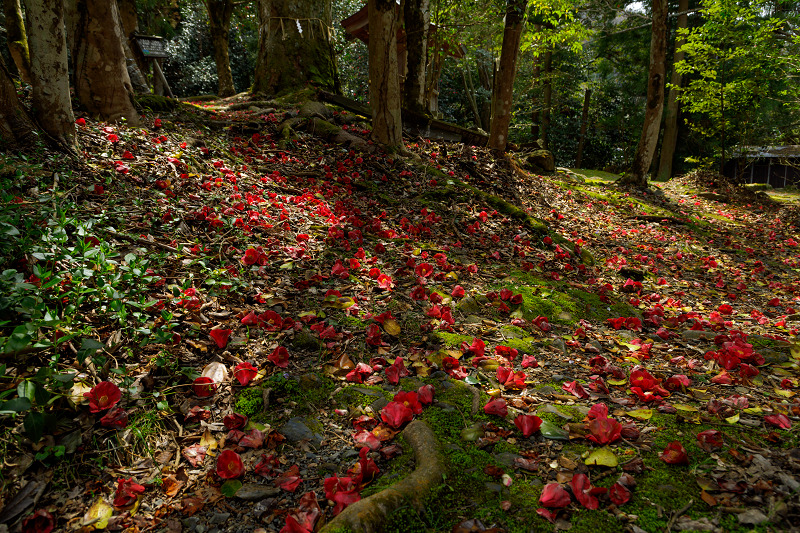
[3,0,32,82]
[205,0,236,97]
[402,0,429,113]
[252,0,337,95]
[619,0,668,186]
[488,0,526,152]
[0,54,34,145]
[72,0,141,124]
[23,0,76,150]
[368,0,402,149]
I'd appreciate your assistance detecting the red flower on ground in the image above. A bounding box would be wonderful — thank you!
[209,328,231,348]
[570,474,599,510]
[765,414,792,429]
[495,345,518,361]
[562,380,589,399]
[217,449,245,479]
[393,391,423,414]
[629,367,659,391]
[514,414,543,437]
[100,407,129,429]
[586,416,622,445]
[223,412,248,430]
[324,475,361,515]
[192,377,217,397]
[84,381,122,413]
[417,384,435,405]
[113,478,145,508]
[269,346,290,368]
[381,401,414,428]
[21,509,54,533]
[660,441,689,465]
[484,398,508,417]
[533,316,551,332]
[609,482,631,506]
[234,362,258,385]
[539,483,571,508]
[348,446,380,488]
[586,403,609,420]
[451,285,465,298]
[696,429,723,451]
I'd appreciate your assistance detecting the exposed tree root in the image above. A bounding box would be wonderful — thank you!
[319,420,445,533]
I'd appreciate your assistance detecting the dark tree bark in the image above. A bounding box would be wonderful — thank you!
[23,0,77,149]
[115,0,151,94]
[575,88,591,168]
[3,0,32,83]
[488,0,526,152]
[0,55,35,146]
[73,0,141,124]
[253,0,337,95]
[621,0,668,186]
[368,0,402,149]
[540,50,552,149]
[402,0,429,113]
[206,0,236,97]
[656,0,689,181]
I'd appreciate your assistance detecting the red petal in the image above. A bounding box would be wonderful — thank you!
[539,483,571,508]
[659,441,689,465]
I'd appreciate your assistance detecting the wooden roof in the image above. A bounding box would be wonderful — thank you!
[340,4,464,58]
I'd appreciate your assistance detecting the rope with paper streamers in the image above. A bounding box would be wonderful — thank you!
[260,17,335,41]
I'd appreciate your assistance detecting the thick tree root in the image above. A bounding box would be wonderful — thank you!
[319,419,445,533]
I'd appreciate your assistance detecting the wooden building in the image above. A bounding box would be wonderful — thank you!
[725,146,800,188]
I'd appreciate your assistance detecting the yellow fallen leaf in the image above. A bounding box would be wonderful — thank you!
[673,403,699,412]
[585,446,618,467]
[201,428,218,451]
[626,408,654,420]
[84,497,113,530]
[383,318,401,336]
[725,413,739,424]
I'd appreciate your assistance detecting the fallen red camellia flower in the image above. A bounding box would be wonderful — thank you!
[484,398,508,417]
[381,401,414,428]
[192,376,217,397]
[514,414,543,437]
[659,441,689,465]
[393,391,423,415]
[539,482,571,508]
[223,412,248,430]
[209,328,231,348]
[348,446,381,488]
[570,474,600,510]
[100,407,129,429]
[217,449,245,479]
[609,481,631,506]
[268,346,290,368]
[562,380,589,399]
[586,416,622,445]
[84,381,122,413]
[696,429,723,451]
[234,362,258,385]
[113,478,145,508]
[323,475,361,515]
[765,414,792,429]
[417,384,435,404]
[21,509,54,533]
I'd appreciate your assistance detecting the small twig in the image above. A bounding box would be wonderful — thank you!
[665,498,694,533]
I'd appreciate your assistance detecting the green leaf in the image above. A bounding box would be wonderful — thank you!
[23,411,45,442]
[0,397,32,413]
[539,419,569,440]
[220,480,242,497]
[17,381,36,401]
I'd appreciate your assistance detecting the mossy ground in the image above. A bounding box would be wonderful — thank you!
[234,372,336,423]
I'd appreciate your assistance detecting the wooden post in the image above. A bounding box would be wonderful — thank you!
[152,58,173,98]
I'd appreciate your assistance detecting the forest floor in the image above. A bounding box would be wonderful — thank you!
[0,92,799,533]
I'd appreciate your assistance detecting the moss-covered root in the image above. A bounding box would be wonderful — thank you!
[319,420,445,533]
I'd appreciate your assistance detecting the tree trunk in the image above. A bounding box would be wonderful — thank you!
[541,50,552,149]
[488,0,525,152]
[3,0,32,83]
[621,0,668,186]
[402,0,429,113]
[460,59,482,129]
[656,0,688,181]
[73,0,141,124]
[23,0,77,149]
[575,88,591,168]
[113,0,151,94]
[0,56,35,146]
[253,0,337,96]
[368,0,402,149]
[206,0,236,97]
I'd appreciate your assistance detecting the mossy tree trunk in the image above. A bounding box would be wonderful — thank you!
[252,0,337,96]
[0,55,35,146]
[206,0,236,97]
[3,0,32,83]
[23,0,77,150]
[368,0,403,150]
[72,0,141,124]
[402,0,429,114]
[488,0,526,152]
[621,0,668,186]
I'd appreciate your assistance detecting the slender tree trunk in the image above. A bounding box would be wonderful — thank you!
[460,60,482,129]
[0,56,35,145]
[73,0,141,124]
[541,50,552,149]
[488,0,526,152]
[575,88,591,168]
[656,0,688,181]
[206,0,236,97]
[368,0,402,149]
[402,0,429,113]
[477,55,491,129]
[24,0,77,149]
[253,0,337,96]
[621,0,668,186]
[3,0,32,83]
